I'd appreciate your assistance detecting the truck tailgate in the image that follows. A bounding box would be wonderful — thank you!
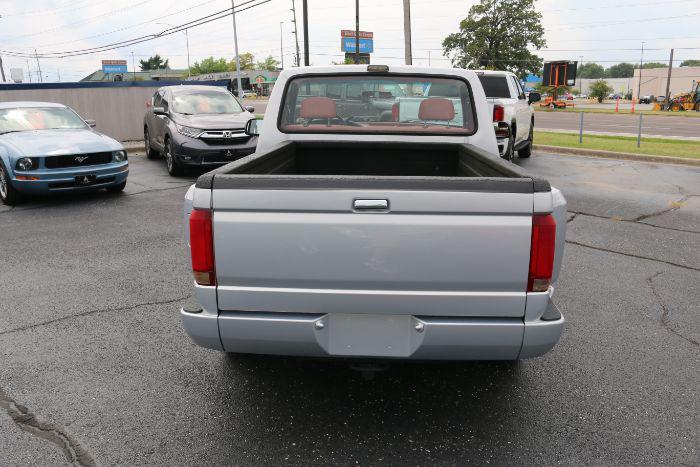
[213,187,533,318]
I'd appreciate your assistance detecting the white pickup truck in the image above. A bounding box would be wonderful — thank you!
[181,65,566,361]
[477,70,541,161]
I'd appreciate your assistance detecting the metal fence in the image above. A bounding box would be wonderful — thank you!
[0,80,229,141]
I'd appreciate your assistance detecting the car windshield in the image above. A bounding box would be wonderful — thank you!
[279,74,476,135]
[0,107,87,134]
[171,90,244,115]
[477,75,511,98]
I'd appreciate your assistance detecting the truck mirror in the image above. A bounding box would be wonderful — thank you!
[528,92,541,104]
[84,119,97,128]
[245,118,260,136]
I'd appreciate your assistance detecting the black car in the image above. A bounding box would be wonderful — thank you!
[143,85,257,176]
[639,95,654,104]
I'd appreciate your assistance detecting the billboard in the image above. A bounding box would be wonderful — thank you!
[542,61,577,86]
[341,38,374,54]
[102,59,128,74]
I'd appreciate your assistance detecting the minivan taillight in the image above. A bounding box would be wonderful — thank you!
[528,214,556,292]
[189,209,215,286]
[493,104,505,122]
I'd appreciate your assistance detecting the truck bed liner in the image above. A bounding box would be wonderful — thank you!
[196,141,550,193]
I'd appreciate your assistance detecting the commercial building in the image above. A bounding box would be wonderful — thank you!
[632,66,700,100]
[186,70,280,96]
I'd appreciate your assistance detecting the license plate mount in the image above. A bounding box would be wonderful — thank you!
[75,174,97,186]
[327,313,413,357]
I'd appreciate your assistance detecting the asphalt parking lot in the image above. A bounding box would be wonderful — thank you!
[1,152,698,465]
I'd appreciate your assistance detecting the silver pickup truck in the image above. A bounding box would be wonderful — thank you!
[181,65,566,360]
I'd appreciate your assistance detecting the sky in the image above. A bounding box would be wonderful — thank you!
[0,0,699,83]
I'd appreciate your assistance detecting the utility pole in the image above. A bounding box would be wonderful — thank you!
[231,0,243,97]
[26,58,32,83]
[636,41,644,103]
[280,22,284,69]
[664,48,674,109]
[290,0,300,66]
[354,0,360,64]
[403,0,412,65]
[131,51,136,80]
[0,55,6,82]
[185,28,191,77]
[302,0,309,66]
[35,50,43,83]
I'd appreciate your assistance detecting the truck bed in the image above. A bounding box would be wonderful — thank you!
[195,141,550,193]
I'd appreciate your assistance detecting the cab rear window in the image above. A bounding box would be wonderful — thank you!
[478,75,511,98]
[279,74,477,135]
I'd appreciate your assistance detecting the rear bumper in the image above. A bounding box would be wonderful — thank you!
[181,296,564,360]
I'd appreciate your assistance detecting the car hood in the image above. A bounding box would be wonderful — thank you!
[1,129,122,157]
[173,112,253,130]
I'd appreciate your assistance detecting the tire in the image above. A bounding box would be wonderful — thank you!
[144,127,159,159]
[107,181,127,193]
[502,133,515,161]
[164,139,184,176]
[0,162,22,206]
[518,124,534,158]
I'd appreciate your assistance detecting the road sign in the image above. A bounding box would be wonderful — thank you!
[102,60,128,74]
[341,38,374,54]
[543,61,577,87]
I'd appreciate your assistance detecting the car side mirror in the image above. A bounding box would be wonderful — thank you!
[85,119,97,128]
[153,106,167,116]
[528,92,541,104]
[245,118,260,136]
[245,105,255,113]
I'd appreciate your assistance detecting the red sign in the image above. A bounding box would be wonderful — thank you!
[341,30,373,39]
[101,60,127,65]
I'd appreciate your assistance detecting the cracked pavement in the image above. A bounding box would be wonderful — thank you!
[1,152,698,465]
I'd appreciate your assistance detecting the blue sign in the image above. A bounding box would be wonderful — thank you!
[102,64,128,74]
[341,38,374,54]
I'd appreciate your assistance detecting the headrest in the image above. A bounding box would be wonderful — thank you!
[300,97,336,119]
[418,98,455,121]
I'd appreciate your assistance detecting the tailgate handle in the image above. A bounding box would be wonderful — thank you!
[353,199,389,211]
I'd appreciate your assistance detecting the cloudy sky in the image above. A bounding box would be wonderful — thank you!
[0,0,698,82]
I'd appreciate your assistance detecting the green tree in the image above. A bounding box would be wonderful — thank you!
[139,54,169,71]
[606,62,634,78]
[255,55,280,71]
[680,59,700,67]
[442,0,545,78]
[639,62,666,69]
[577,62,605,79]
[230,53,255,71]
[589,79,613,103]
[189,56,230,75]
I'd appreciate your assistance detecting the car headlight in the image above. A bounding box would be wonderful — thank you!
[16,157,36,171]
[176,124,203,138]
[113,150,127,162]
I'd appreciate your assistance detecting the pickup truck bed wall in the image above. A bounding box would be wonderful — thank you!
[195,141,550,194]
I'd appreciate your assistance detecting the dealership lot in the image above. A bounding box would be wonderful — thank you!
[1,153,698,465]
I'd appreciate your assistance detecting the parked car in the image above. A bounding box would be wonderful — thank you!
[240,90,258,99]
[0,102,128,205]
[639,95,654,104]
[143,85,257,176]
[476,70,540,161]
[181,65,567,362]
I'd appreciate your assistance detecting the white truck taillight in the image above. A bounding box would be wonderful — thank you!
[493,104,505,122]
[189,209,216,286]
[528,214,556,292]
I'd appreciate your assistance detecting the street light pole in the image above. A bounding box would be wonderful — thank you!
[280,22,284,69]
[636,41,644,103]
[231,1,243,96]
[354,0,359,65]
[302,0,309,66]
[131,51,136,80]
[185,28,191,77]
[403,0,412,65]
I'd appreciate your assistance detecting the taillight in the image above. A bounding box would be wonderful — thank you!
[189,209,215,286]
[528,214,556,292]
[493,104,504,122]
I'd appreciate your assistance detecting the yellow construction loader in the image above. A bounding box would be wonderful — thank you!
[654,81,700,111]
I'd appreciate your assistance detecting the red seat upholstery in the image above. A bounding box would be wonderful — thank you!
[418,98,455,121]
[300,97,337,119]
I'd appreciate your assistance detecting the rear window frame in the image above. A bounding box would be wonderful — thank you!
[276,72,479,137]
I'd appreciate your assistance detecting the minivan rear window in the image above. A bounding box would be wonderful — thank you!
[279,74,476,135]
[477,75,511,98]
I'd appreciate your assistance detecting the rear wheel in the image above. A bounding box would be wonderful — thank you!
[164,139,184,176]
[518,124,534,158]
[144,127,159,159]
[0,163,22,206]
